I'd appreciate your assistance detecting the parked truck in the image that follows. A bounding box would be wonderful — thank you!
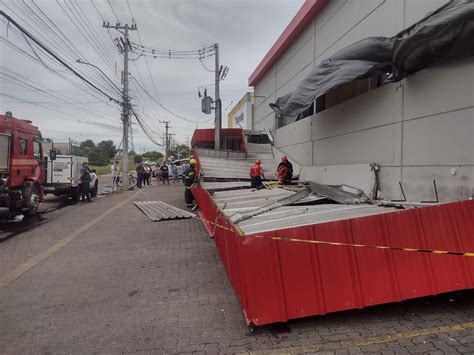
[44,155,99,201]
[0,112,45,216]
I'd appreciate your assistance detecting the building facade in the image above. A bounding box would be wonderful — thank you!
[249,0,474,202]
[227,92,253,129]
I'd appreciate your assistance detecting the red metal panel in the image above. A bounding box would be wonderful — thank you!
[350,215,400,306]
[194,168,474,326]
[240,233,288,325]
[271,226,325,319]
[383,211,436,299]
[309,221,363,314]
[417,205,472,293]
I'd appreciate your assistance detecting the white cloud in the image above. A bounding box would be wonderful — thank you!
[0,0,303,152]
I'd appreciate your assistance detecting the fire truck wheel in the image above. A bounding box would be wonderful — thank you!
[24,184,40,217]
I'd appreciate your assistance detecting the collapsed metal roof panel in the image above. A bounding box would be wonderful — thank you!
[134,201,195,222]
[236,204,397,235]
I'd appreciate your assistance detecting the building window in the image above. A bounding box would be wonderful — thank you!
[19,138,27,155]
[316,74,384,113]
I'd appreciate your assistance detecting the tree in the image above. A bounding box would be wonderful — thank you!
[134,155,143,164]
[87,147,110,166]
[97,140,117,159]
[168,144,190,160]
[141,151,164,163]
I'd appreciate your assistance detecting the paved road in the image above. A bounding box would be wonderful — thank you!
[0,184,473,354]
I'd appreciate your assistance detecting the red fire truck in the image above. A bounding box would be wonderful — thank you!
[0,112,45,216]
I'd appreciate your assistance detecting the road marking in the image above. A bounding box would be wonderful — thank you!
[246,321,474,354]
[0,190,141,291]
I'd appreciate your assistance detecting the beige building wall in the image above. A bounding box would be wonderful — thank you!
[252,0,474,202]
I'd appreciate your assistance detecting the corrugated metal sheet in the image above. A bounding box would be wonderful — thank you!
[236,204,398,234]
[193,186,474,326]
[198,141,280,181]
[134,201,195,221]
[211,187,396,233]
[201,181,253,191]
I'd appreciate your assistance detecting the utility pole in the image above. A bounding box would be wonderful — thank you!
[160,120,171,161]
[103,21,137,190]
[214,43,221,150]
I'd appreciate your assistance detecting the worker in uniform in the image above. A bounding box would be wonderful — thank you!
[184,158,197,207]
[276,155,293,184]
[79,161,93,203]
[249,159,265,189]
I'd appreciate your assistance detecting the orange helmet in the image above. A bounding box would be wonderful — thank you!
[255,159,261,164]
[281,155,288,161]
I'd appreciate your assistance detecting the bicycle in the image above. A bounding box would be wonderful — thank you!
[116,173,137,190]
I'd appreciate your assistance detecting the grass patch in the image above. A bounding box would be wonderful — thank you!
[90,162,135,175]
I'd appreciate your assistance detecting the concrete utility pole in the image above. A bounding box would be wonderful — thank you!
[214,43,221,150]
[160,120,171,161]
[103,21,137,190]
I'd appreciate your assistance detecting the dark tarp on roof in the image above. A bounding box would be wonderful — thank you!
[270,0,474,125]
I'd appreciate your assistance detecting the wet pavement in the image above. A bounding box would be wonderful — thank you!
[0,174,113,240]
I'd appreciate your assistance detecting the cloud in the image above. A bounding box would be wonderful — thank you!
[0,0,303,152]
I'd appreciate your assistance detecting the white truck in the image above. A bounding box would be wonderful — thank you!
[43,155,99,202]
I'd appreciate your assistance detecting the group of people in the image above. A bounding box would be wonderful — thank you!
[109,159,197,207]
[249,155,293,189]
[134,162,184,188]
[135,163,154,189]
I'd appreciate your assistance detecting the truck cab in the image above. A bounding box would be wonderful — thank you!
[0,112,45,216]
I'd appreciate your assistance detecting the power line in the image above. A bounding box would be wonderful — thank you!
[4,1,118,96]
[0,68,119,123]
[0,93,121,131]
[0,9,121,104]
[130,76,204,124]
[107,0,120,22]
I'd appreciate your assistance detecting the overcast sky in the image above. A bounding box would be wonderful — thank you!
[0,0,303,153]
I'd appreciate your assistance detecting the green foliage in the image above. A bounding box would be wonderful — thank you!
[141,151,164,163]
[97,140,117,160]
[134,155,143,164]
[74,139,117,166]
[168,144,191,160]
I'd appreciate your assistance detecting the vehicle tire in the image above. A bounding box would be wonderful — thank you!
[24,184,40,217]
[72,186,81,203]
[90,181,99,197]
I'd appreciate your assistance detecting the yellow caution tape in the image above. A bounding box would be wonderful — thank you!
[194,215,474,258]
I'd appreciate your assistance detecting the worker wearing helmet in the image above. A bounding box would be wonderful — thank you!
[276,155,293,184]
[249,159,265,189]
[184,158,198,207]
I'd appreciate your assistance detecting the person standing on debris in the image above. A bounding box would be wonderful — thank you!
[171,163,179,184]
[136,163,145,189]
[249,159,265,189]
[111,160,119,192]
[160,162,170,185]
[276,155,293,184]
[79,161,93,202]
[184,159,197,207]
[143,164,152,186]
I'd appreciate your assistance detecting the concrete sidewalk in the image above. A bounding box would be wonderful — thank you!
[1,184,474,354]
